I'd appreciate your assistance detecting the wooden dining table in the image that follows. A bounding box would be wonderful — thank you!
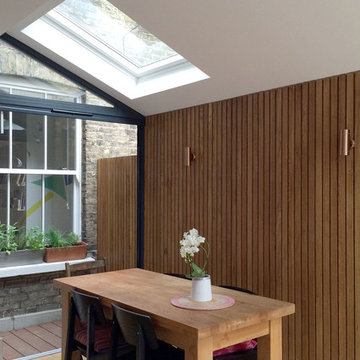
[53,268,295,360]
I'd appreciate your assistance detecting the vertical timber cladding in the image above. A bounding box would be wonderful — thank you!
[144,71,360,360]
[97,156,137,271]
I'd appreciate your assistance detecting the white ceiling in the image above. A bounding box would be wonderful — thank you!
[1,0,360,116]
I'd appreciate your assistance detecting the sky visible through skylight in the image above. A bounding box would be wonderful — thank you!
[55,0,178,68]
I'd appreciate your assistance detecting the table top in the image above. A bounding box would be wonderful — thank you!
[54,268,295,338]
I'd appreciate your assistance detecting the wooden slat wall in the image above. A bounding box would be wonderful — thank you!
[97,156,137,271]
[144,71,360,360]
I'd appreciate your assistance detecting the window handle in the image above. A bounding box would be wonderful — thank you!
[51,108,93,117]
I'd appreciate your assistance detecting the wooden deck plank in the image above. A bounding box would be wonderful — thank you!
[26,325,62,348]
[1,342,23,360]
[1,332,38,356]
[0,331,11,338]
[12,328,56,353]
[0,322,62,360]
[40,322,62,338]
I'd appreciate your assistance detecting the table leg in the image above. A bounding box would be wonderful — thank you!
[184,336,213,360]
[269,318,282,360]
[61,290,70,360]
[0,336,3,360]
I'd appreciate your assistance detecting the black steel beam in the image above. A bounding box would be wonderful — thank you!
[1,33,145,123]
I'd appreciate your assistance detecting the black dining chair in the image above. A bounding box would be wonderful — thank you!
[65,257,107,277]
[111,303,184,360]
[65,289,134,360]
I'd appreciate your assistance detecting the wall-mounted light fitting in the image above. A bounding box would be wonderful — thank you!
[185,146,196,166]
[340,129,355,156]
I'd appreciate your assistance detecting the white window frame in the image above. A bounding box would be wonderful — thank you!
[0,86,82,236]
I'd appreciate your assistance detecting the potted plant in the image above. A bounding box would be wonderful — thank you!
[0,222,18,254]
[43,228,88,262]
[0,223,19,267]
[0,224,46,267]
[179,228,211,302]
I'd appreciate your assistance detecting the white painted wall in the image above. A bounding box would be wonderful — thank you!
[2,0,360,115]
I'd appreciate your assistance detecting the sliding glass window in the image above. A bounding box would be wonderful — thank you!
[0,109,81,236]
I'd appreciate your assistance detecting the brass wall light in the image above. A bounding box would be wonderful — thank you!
[340,129,355,156]
[185,147,196,166]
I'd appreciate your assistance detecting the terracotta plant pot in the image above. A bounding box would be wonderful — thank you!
[44,241,88,263]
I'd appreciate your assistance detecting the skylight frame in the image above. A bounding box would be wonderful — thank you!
[19,0,209,99]
[54,0,180,70]
[45,9,185,78]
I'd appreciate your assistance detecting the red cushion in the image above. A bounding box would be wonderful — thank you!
[213,339,257,357]
[74,319,126,353]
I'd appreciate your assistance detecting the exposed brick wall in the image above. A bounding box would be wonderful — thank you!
[0,272,63,318]
[82,120,137,251]
[0,40,78,88]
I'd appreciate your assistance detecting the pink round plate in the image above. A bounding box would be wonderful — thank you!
[170,294,235,310]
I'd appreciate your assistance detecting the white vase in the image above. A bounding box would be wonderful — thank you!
[191,275,212,302]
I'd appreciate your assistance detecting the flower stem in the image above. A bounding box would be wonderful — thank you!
[200,242,210,273]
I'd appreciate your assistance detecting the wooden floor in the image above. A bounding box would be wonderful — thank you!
[36,355,60,360]
[35,355,60,360]
[0,321,61,360]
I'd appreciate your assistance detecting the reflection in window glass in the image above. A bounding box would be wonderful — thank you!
[44,175,73,234]
[12,113,44,170]
[0,174,8,224]
[9,174,42,229]
[47,94,77,102]
[0,110,9,168]
[47,116,75,170]
[12,89,45,99]
[0,39,113,106]
[0,87,10,94]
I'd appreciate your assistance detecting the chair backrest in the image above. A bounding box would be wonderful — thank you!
[112,304,159,359]
[65,258,107,277]
[164,273,189,280]
[219,285,255,295]
[71,289,107,326]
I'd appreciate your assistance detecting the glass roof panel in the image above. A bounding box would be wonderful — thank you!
[55,0,178,68]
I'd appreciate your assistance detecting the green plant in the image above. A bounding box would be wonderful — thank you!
[45,228,81,248]
[25,226,45,250]
[0,222,18,254]
[67,232,80,246]
[45,228,67,248]
[14,226,27,250]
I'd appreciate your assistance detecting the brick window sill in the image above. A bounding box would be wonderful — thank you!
[0,257,94,278]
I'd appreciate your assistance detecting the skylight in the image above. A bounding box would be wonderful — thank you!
[21,0,209,99]
[55,0,178,68]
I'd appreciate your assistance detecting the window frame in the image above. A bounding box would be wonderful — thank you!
[1,33,145,268]
[0,91,143,239]
[0,108,82,236]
